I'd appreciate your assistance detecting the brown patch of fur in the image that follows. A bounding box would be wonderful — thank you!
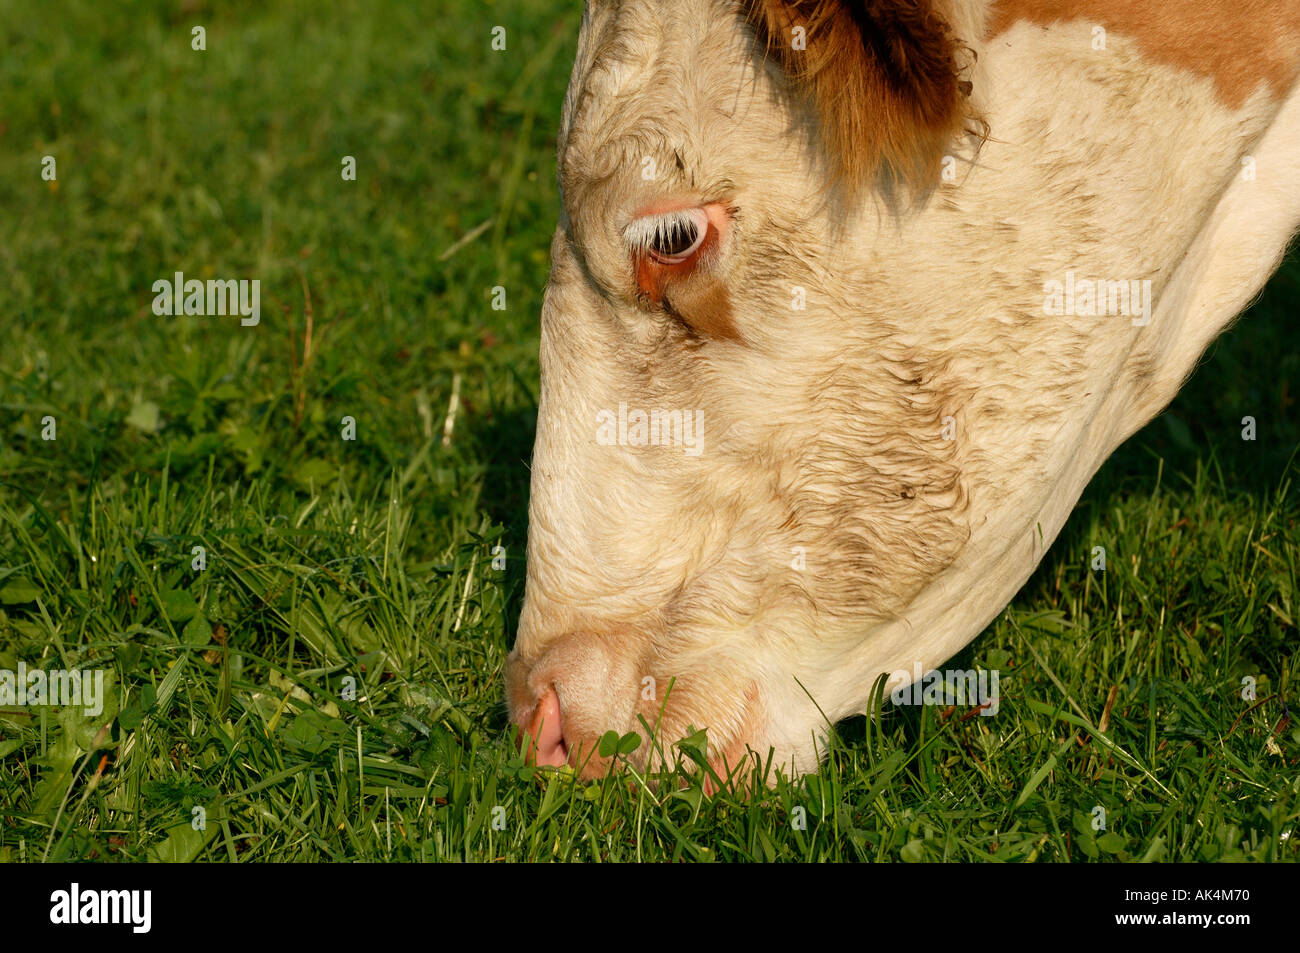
[987,0,1300,109]
[663,275,744,343]
[742,0,977,196]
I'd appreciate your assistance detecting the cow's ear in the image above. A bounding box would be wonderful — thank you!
[743,0,973,197]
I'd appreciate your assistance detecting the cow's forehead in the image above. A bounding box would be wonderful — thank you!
[560,0,750,169]
[559,0,984,212]
[555,0,788,281]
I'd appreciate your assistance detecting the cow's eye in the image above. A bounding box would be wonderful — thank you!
[649,216,705,261]
[625,207,710,265]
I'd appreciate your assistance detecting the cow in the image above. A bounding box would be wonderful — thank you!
[505,0,1300,786]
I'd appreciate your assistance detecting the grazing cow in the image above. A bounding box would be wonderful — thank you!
[506,0,1300,783]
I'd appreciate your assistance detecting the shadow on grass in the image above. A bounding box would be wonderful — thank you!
[474,403,537,641]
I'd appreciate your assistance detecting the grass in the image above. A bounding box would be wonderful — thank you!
[1,0,1297,863]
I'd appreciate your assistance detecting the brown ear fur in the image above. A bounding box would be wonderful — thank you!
[742,0,973,197]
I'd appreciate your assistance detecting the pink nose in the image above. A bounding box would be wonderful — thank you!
[522,687,568,767]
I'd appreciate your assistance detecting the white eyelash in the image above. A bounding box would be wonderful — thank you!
[622,207,709,259]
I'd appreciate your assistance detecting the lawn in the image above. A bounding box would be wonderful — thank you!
[1,0,1296,862]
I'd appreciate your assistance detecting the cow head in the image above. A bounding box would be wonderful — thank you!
[507,0,987,782]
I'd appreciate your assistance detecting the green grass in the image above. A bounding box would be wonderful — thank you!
[1,0,1297,862]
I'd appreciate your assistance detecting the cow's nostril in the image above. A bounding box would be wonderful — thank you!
[523,687,568,767]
